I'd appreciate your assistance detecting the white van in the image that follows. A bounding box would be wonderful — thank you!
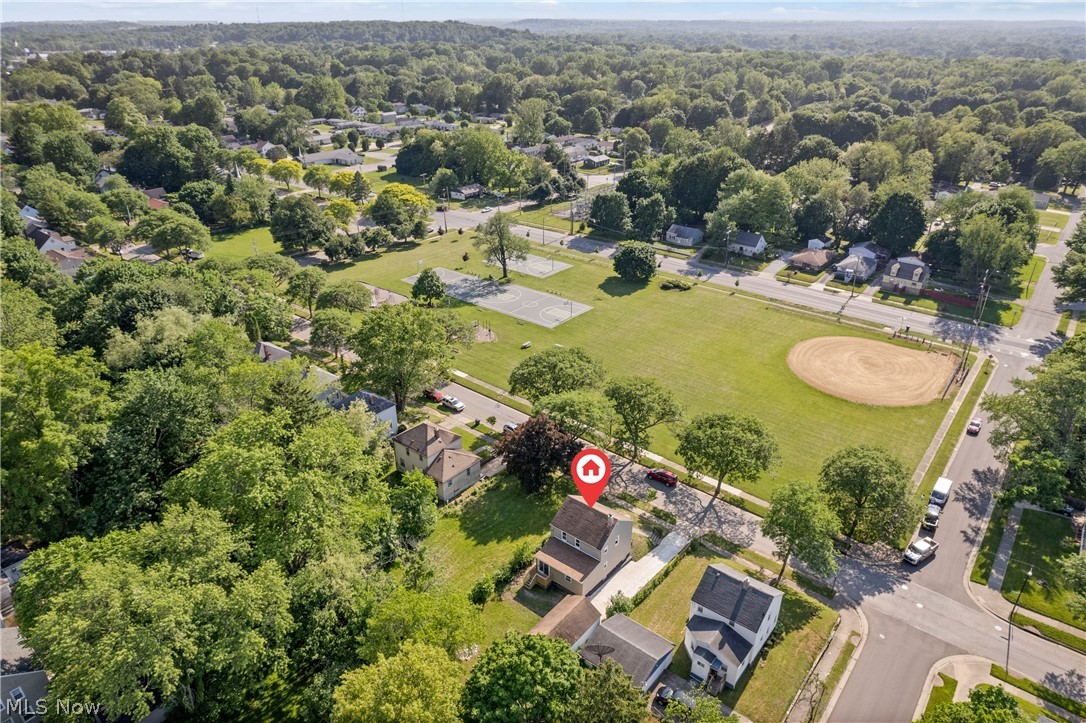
[930,477,953,507]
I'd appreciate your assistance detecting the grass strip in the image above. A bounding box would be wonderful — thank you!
[1011,612,1086,655]
[990,665,1086,718]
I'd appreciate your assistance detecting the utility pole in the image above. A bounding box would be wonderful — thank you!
[569,192,576,236]
[943,268,991,398]
[442,187,449,233]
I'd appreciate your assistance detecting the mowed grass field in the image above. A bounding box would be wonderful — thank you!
[205,227,951,500]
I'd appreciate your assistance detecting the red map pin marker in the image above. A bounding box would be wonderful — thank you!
[571,448,611,508]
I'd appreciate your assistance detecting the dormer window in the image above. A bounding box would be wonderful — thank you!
[574,539,580,548]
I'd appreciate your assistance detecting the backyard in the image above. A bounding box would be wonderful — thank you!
[206,225,951,501]
[629,547,837,723]
[1001,509,1083,631]
[423,474,566,643]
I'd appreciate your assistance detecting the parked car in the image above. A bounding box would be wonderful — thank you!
[481,206,492,213]
[903,537,939,565]
[181,248,205,260]
[921,504,942,531]
[441,396,465,413]
[647,468,679,487]
[966,418,983,435]
[503,422,519,433]
[654,686,697,714]
[423,389,443,402]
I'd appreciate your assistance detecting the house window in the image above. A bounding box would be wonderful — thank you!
[9,687,25,702]
[697,606,703,613]
[561,531,566,541]
[729,620,735,627]
[564,575,571,582]
[603,547,608,554]
[537,560,550,576]
[574,539,580,548]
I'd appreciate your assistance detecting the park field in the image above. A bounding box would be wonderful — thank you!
[205,227,951,500]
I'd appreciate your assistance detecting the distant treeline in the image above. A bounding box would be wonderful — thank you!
[3,18,1084,60]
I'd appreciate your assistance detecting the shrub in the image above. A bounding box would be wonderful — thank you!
[660,278,693,291]
[606,592,635,617]
[458,228,464,235]
[463,252,470,261]
[469,575,494,605]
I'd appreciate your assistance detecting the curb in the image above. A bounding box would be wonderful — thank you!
[819,596,869,723]
[911,654,986,721]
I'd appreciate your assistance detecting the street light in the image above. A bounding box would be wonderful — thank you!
[1005,565,1033,675]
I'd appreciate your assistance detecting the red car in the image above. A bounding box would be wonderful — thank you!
[424,389,443,402]
[647,469,679,487]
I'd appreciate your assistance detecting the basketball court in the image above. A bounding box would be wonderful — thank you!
[403,268,591,328]
[484,253,571,278]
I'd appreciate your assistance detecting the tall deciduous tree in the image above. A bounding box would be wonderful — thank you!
[867,188,926,257]
[819,445,915,543]
[568,659,647,723]
[303,164,335,198]
[512,98,548,147]
[473,211,531,278]
[460,633,584,723]
[288,266,327,317]
[270,195,335,252]
[508,347,605,400]
[310,309,355,362]
[1,344,112,542]
[347,304,452,411]
[317,279,373,313]
[371,183,434,241]
[412,268,447,307]
[332,641,464,723]
[612,241,658,282]
[13,505,292,722]
[761,479,840,583]
[362,587,482,663]
[590,191,632,235]
[493,414,583,494]
[632,193,674,243]
[605,376,682,457]
[269,158,303,189]
[676,412,780,498]
[982,334,1086,504]
[390,469,438,545]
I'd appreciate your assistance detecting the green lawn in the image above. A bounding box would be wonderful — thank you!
[924,673,958,716]
[244,230,952,500]
[700,248,773,272]
[1056,311,1074,337]
[875,291,1023,327]
[364,168,427,194]
[971,503,1008,585]
[1038,228,1062,245]
[776,267,824,284]
[207,226,284,261]
[630,548,837,723]
[991,665,1086,719]
[1038,210,1071,230]
[425,474,558,596]
[1005,255,1046,301]
[974,684,1072,723]
[1011,612,1086,655]
[1001,509,1083,631]
[825,279,869,294]
[813,633,857,720]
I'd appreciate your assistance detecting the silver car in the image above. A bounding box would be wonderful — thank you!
[441,396,465,413]
[921,504,941,531]
[903,537,939,565]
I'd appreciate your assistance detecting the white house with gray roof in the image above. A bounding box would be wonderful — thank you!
[728,231,767,257]
[666,224,705,247]
[882,256,930,294]
[684,564,783,691]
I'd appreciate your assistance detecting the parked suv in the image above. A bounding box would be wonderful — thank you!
[921,504,941,531]
[441,396,465,413]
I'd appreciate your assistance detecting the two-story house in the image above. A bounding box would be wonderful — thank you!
[533,496,632,596]
[882,256,931,294]
[684,564,783,692]
[392,422,481,502]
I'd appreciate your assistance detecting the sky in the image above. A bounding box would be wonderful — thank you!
[1,0,1083,24]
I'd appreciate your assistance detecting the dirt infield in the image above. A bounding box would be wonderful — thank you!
[787,336,958,406]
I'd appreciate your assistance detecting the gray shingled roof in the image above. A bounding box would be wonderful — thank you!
[733,231,765,248]
[551,495,621,549]
[691,564,781,632]
[687,614,753,668]
[536,537,600,582]
[328,389,395,415]
[579,614,674,688]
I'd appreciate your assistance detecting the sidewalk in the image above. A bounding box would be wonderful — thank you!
[913,656,1081,722]
[974,503,1086,640]
[911,350,990,485]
